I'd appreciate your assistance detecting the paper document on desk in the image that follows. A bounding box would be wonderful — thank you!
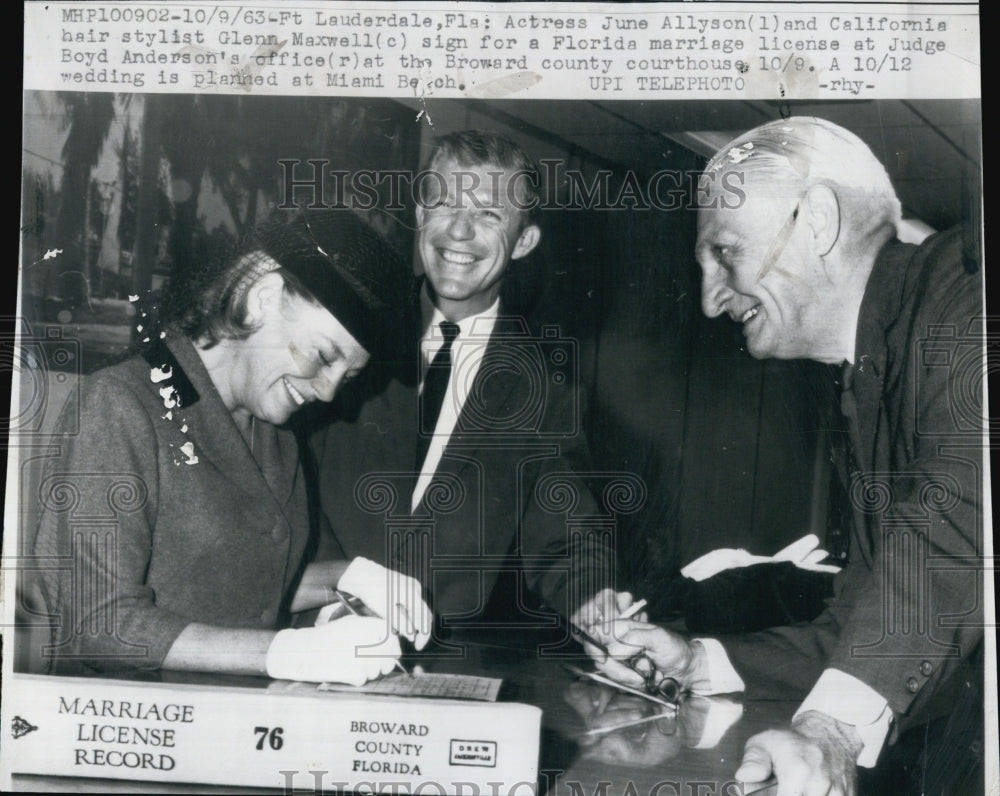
[319,672,502,702]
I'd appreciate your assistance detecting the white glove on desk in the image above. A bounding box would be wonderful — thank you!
[680,533,841,582]
[265,615,402,685]
[337,557,432,650]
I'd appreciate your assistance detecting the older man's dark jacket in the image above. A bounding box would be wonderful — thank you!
[720,226,984,738]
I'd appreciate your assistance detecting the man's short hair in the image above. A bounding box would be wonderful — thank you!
[424,129,541,221]
[703,117,902,248]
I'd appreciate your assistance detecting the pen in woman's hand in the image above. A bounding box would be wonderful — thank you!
[335,590,411,678]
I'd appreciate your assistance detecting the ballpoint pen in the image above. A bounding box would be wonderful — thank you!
[564,663,679,710]
[334,590,412,678]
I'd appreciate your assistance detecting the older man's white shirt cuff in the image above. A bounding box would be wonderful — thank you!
[794,668,893,768]
[692,638,746,695]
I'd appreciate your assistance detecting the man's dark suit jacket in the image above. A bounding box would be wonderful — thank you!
[721,227,984,739]
[313,303,617,626]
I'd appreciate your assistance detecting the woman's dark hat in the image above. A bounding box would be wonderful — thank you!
[251,210,413,357]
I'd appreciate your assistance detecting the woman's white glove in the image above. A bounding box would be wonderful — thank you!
[337,557,432,650]
[680,534,841,582]
[771,534,842,572]
[265,615,401,685]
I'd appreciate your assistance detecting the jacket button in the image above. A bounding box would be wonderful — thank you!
[919,661,933,677]
[271,524,287,543]
[260,609,273,624]
[906,677,920,693]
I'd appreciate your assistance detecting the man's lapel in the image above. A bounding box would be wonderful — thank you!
[850,239,911,478]
[843,238,911,564]
[841,354,881,568]
[438,316,527,481]
[848,349,887,478]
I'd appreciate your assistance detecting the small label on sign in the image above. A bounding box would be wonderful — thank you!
[449,739,497,768]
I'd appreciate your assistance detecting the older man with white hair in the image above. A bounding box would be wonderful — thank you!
[589,117,984,794]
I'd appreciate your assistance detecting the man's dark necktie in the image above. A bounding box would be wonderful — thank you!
[416,320,460,470]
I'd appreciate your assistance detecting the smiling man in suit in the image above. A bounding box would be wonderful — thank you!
[314,130,629,644]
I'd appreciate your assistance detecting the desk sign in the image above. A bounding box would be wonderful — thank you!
[4,675,541,792]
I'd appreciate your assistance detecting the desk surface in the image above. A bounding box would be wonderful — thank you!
[13,628,789,795]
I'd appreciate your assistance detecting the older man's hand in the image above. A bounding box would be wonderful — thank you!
[735,710,862,796]
[584,621,709,691]
[570,589,644,634]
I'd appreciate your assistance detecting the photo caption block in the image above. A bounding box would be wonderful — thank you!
[25,1,981,100]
